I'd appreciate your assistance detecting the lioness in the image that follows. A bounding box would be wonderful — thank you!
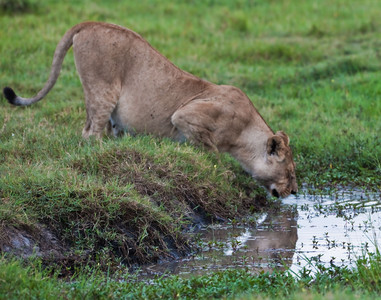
[3,22,297,198]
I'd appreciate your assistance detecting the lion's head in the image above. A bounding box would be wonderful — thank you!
[258,131,298,198]
[236,130,298,198]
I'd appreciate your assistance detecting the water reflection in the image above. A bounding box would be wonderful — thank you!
[138,208,299,277]
[137,189,381,278]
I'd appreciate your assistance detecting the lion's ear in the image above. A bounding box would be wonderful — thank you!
[275,131,289,146]
[267,135,286,161]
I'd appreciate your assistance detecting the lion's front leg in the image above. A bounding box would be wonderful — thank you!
[171,99,222,152]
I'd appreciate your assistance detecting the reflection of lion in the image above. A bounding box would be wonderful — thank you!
[248,210,298,261]
[3,22,297,197]
[199,210,297,272]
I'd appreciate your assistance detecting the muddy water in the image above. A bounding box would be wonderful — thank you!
[138,189,381,278]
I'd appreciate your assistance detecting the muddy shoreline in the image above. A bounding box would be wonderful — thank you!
[0,186,267,274]
[2,186,379,279]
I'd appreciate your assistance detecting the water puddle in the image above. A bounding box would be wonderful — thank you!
[137,189,381,278]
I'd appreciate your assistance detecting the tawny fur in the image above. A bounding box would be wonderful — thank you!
[3,22,297,198]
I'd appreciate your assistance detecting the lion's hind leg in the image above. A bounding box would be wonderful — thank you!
[81,86,119,139]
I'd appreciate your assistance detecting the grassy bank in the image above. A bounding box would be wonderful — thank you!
[0,0,380,298]
[0,134,266,270]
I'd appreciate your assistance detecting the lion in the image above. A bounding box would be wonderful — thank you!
[3,22,298,198]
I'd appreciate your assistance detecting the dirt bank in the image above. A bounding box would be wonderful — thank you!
[0,147,267,275]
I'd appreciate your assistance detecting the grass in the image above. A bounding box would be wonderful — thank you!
[1,0,379,189]
[1,248,381,299]
[0,135,265,271]
[0,0,380,298]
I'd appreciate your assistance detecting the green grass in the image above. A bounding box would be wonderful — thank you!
[0,0,381,298]
[0,135,265,270]
[1,0,379,189]
[1,248,381,299]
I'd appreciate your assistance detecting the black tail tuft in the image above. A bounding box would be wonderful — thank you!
[3,87,17,104]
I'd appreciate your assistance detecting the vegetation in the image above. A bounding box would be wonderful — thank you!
[1,249,381,299]
[0,0,380,299]
[0,0,37,14]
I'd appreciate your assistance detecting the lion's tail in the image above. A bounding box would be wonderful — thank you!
[3,24,85,106]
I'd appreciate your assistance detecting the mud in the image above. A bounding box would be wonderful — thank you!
[0,224,66,259]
